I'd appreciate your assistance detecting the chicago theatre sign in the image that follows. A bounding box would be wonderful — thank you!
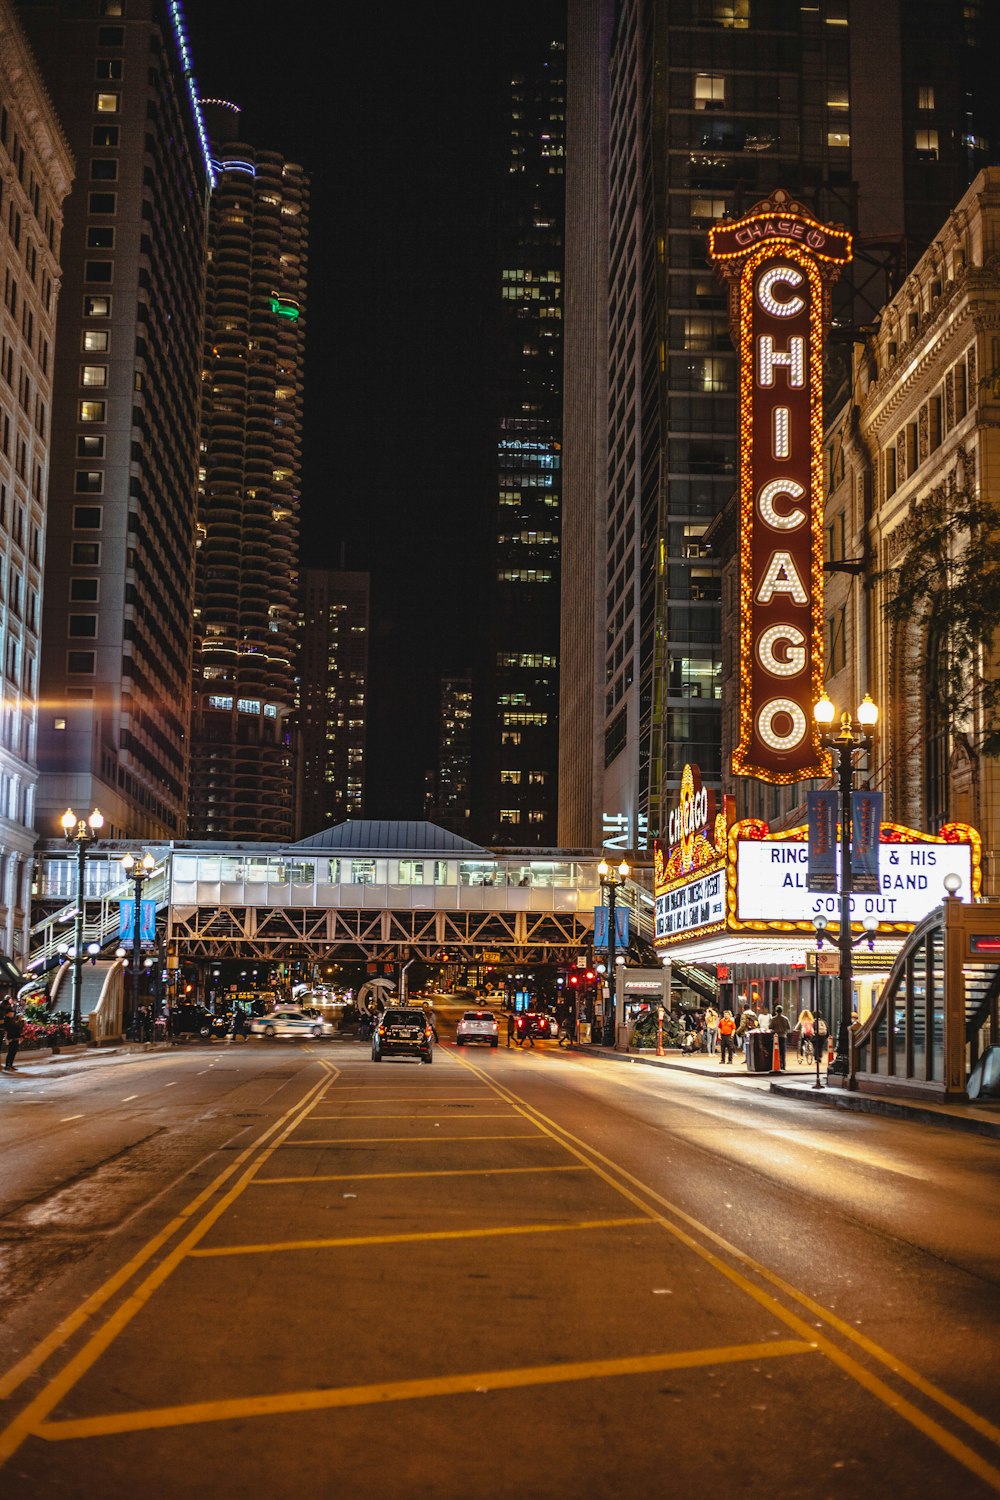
[708,190,852,782]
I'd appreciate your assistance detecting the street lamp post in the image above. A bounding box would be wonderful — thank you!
[598,856,630,1047]
[812,692,879,1081]
[121,852,155,1039]
[60,807,104,1036]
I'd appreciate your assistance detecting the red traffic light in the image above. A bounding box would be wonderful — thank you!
[585,970,596,982]
[568,974,579,987]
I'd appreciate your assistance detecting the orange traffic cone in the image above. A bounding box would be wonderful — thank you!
[772,1030,781,1072]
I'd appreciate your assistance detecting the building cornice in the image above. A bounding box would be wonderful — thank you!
[0,4,74,200]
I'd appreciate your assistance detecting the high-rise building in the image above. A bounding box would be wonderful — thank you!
[426,675,473,836]
[0,0,73,963]
[473,20,565,847]
[22,0,212,843]
[297,568,369,837]
[187,101,308,841]
[561,0,1000,849]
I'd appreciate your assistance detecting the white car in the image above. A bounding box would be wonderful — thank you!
[455,1009,499,1047]
[250,1008,334,1039]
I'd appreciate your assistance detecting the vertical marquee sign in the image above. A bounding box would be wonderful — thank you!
[707,190,852,782]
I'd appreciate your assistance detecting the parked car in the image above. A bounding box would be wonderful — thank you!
[372,1007,433,1063]
[455,1009,499,1047]
[250,1007,334,1040]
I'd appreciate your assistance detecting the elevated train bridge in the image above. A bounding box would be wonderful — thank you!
[30,821,656,976]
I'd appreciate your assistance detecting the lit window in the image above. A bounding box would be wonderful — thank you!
[499,809,521,824]
[78,401,106,422]
[83,330,109,352]
[694,74,725,109]
[83,295,111,317]
[95,93,119,113]
[826,131,850,149]
[81,366,108,388]
[918,86,935,111]
[915,129,939,158]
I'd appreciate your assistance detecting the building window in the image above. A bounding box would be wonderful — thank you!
[915,129,939,159]
[67,651,96,674]
[98,25,125,45]
[74,471,103,494]
[72,506,102,529]
[68,615,98,638]
[91,125,119,147]
[693,73,725,109]
[77,435,105,457]
[96,59,123,80]
[83,294,111,317]
[84,261,113,283]
[499,809,521,824]
[81,366,109,389]
[70,579,99,601]
[83,329,109,352]
[827,131,850,149]
[71,542,101,564]
[88,192,116,215]
[78,400,107,422]
[918,85,935,110]
[86,226,114,249]
[90,159,118,180]
[95,93,120,113]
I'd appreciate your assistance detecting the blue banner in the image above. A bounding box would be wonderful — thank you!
[807,790,838,892]
[593,905,629,950]
[119,899,156,943]
[851,790,883,894]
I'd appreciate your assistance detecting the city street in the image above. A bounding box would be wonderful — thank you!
[0,1023,998,1498]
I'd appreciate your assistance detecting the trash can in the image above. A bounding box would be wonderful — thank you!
[578,1022,592,1045]
[745,1031,774,1072]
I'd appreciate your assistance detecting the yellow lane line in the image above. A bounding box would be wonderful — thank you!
[35,1339,814,1441]
[189,1216,650,1259]
[0,1069,335,1466]
[309,1112,517,1119]
[0,1066,335,1408]
[274,1133,542,1145]
[312,1095,494,1101]
[251,1165,590,1185]
[452,1054,1000,1491]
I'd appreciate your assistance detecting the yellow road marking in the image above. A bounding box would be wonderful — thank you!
[252,1165,590,1185]
[453,1053,1000,1491]
[274,1133,541,1145]
[0,1066,335,1407]
[35,1340,813,1440]
[189,1215,650,1259]
[309,1111,517,1119]
[0,1069,334,1465]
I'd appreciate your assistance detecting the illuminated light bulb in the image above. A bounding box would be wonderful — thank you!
[756,264,805,318]
[757,624,807,677]
[756,698,808,751]
[813,693,836,726]
[757,478,806,531]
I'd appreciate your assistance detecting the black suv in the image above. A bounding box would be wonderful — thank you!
[372,1007,433,1064]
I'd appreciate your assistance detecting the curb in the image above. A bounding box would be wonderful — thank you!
[768,1079,1000,1139]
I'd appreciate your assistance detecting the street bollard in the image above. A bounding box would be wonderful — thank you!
[656,1004,664,1057]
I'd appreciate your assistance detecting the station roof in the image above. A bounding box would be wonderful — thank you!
[293,820,492,856]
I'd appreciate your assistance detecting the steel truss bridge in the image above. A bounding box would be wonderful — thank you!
[30,824,656,972]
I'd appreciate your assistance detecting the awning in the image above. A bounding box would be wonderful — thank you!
[660,931,902,969]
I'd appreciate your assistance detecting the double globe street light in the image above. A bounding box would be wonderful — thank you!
[812,691,879,1081]
[121,851,155,1038]
[597,856,629,1047]
[60,806,104,1036]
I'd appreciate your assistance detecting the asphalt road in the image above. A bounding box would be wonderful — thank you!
[0,1013,998,1499]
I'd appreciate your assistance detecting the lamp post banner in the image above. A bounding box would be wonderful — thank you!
[851,790,883,894]
[593,906,629,950]
[806,790,838,892]
[119,899,156,943]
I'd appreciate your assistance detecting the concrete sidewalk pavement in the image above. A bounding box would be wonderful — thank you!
[582,1041,1000,1139]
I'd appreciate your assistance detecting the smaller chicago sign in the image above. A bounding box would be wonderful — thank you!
[707,189,852,783]
[654,764,729,945]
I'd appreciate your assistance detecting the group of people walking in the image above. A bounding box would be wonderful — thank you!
[683,1002,829,1069]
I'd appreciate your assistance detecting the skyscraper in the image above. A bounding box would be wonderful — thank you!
[187,101,308,841]
[474,18,566,847]
[561,0,1000,850]
[22,0,212,843]
[426,674,473,836]
[297,568,369,837]
[0,0,73,963]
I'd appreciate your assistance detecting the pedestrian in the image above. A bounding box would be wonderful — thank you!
[757,1003,772,1033]
[814,1011,829,1061]
[704,1004,719,1055]
[507,1010,516,1048]
[425,1004,439,1043]
[515,1012,534,1048]
[2,998,22,1072]
[735,1004,758,1064]
[770,1003,791,1070]
[796,1006,814,1060]
[718,1009,736,1064]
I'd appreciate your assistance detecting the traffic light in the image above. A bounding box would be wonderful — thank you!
[585,969,596,983]
[568,973,580,989]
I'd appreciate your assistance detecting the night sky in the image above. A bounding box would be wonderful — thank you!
[185,2,558,817]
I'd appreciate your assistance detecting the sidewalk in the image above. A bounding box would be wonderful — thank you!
[0,1040,175,1077]
[583,1043,1000,1139]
